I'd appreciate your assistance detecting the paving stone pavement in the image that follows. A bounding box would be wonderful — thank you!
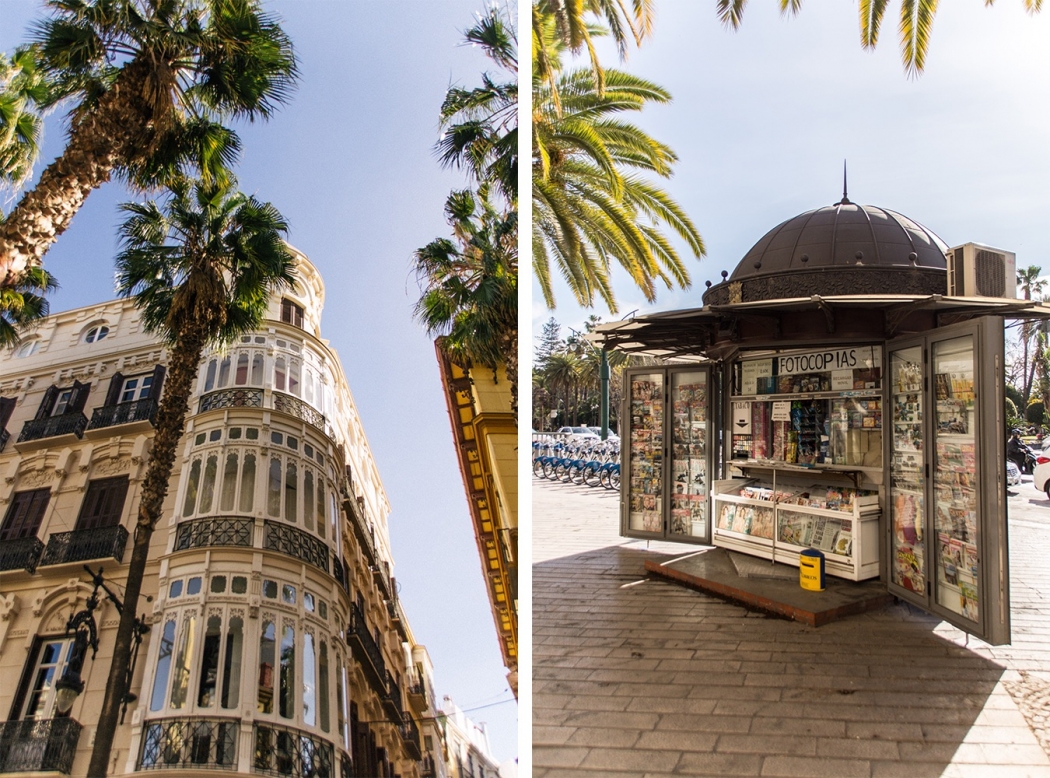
[533,476,1050,777]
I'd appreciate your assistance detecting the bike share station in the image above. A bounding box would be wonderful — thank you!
[589,196,1050,644]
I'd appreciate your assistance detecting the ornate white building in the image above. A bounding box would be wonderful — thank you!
[0,249,444,778]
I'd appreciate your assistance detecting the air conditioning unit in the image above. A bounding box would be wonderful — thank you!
[946,243,1016,298]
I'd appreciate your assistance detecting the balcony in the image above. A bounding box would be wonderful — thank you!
[337,750,353,778]
[406,680,428,715]
[16,412,88,451]
[343,492,376,567]
[398,718,421,761]
[0,717,82,774]
[346,603,386,695]
[420,755,437,778]
[0,537,44,574]
[198,388,263,414]
[86,398,157,436]
[174,517,253,551]
[272,391,325,432]
[264,521,329,575]
[253,722,334,778]
[372,561,391,600]
[138,717,238,771]
[382,673,403,724]
[0,427,9,453]
[39,525,129,568]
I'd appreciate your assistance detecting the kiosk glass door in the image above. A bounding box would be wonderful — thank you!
[623,366,713,542]
[886,317,1009,645]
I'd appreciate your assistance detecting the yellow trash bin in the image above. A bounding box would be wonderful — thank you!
[799,549,825,591]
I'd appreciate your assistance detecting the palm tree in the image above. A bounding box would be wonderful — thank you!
[0,46,48,190]
[437,5,517,206]
[89,176,295,776]
[718,0,1042,76]
[534,65,704,311]
[0,0,298,289]
[1017,265,1047,406]
[544,350,582,425]
[414,186,518,412]
[0,265,58,346]
[533,0,656,99]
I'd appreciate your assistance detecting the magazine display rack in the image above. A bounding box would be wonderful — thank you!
[713,473,881,581]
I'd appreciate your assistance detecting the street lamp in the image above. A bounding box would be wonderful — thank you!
[53,566,149,722]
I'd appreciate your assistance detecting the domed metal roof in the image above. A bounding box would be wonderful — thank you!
[703,197,950,305]
[733,198,948,279]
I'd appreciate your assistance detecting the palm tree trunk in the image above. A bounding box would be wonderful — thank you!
[88,330,205,777]
[0,63,156,287]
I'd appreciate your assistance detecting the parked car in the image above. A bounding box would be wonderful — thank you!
[1006,459,1022,486]
[586,426,620,443]
[557,426,601,442]
[1033,452,1050,498]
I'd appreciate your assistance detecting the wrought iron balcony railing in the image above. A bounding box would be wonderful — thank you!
[138,717,238,771]
[0,537,45,574]
[264,521,329,575]
[198,388,263,414]
[174,517,253,551]
[253,722,333,778]
[272,392,325,432]
[39,525,129,567]
[18,412,88,444]
[420,755,437,778]
[382,673,403,724]
[0,717,82,774]
[371,561,391,600]
[337,750,353,778]
[346,603,386,694]
[406,680,428,714]
[343,494,376,567]
[87,398,158,431]
[398,717,420,760]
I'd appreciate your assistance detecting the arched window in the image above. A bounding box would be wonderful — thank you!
[251,353,264,385]
[235,353,249,385]
[83,325,109,344]
[204,360,217,392]
[279,624,295,719]
[217,356,231,388]
[303,471,315,531]
[183,459,202,517]
[267,457,282,517]
[258,621,276,714]
[239,453,256,513]
[14,339,39,358]
[289,361,300,397]
[150,620,177,711]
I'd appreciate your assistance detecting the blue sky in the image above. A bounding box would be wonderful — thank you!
[1,0,517,763]
[532,2,1050,349]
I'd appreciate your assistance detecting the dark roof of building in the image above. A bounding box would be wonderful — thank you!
[729,199,949,282]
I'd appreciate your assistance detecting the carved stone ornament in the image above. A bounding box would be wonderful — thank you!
[19,469,54,489]
[0,594,21,621]
[94,457,132,476]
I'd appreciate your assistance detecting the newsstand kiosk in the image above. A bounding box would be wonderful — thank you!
[599,198,1050,646]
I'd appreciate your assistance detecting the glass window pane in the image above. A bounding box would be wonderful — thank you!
[305,369,314,404]
[211,575,227,593]
[169,580,183,598]
[303,632,316,727]
[316,480,325,538]
[240,453,256,513]
[285,462,298,523]
[169,616,197,709]
[268,457,282,517]
[199,455,218,513]
[220,452,238,512]
[251,353,264,385]
[210,429,222,442]
[279,625,295,719]
[204,360,217,392]
[232,576,248,594]
[329,492,338,543]
[197,616,222,707]
[246,428,259,440]
[221,617,243,709]
[890,345,926,595]
[271,432,283,445]
[258,621,276,714]
[235,353,249,385]
[263,580,278,599]
[182,459,201,517]
[218,356,231,388]
[318,641,330,732]
[303,471,315,531]
[289,362,300,397]
[229,427,242,440]
[282,584,296,605]
[150,621,177,711]
[275,357,286,392]
[287,436,298,451]
[187,577,202,595]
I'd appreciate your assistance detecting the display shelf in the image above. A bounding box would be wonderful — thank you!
[712,475,881,581]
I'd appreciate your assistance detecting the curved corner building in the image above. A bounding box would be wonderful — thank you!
[0,249,445,778]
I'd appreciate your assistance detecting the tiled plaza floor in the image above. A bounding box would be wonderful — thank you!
[533,476,1050,777]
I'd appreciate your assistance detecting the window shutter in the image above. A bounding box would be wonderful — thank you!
[0,489,50,540]
[105,373,125,406]
[75,476,130,531]
[0,397,15,429]
[149,365,167,401]
[70,380,91,413]
[34,386,58,420]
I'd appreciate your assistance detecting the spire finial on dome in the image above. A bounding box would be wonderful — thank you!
[838,160,851,205]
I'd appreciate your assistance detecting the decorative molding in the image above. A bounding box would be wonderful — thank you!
[19,469,54,489]
[94,457,132,476]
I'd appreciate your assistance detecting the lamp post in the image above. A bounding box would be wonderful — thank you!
[54,567,150,723]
